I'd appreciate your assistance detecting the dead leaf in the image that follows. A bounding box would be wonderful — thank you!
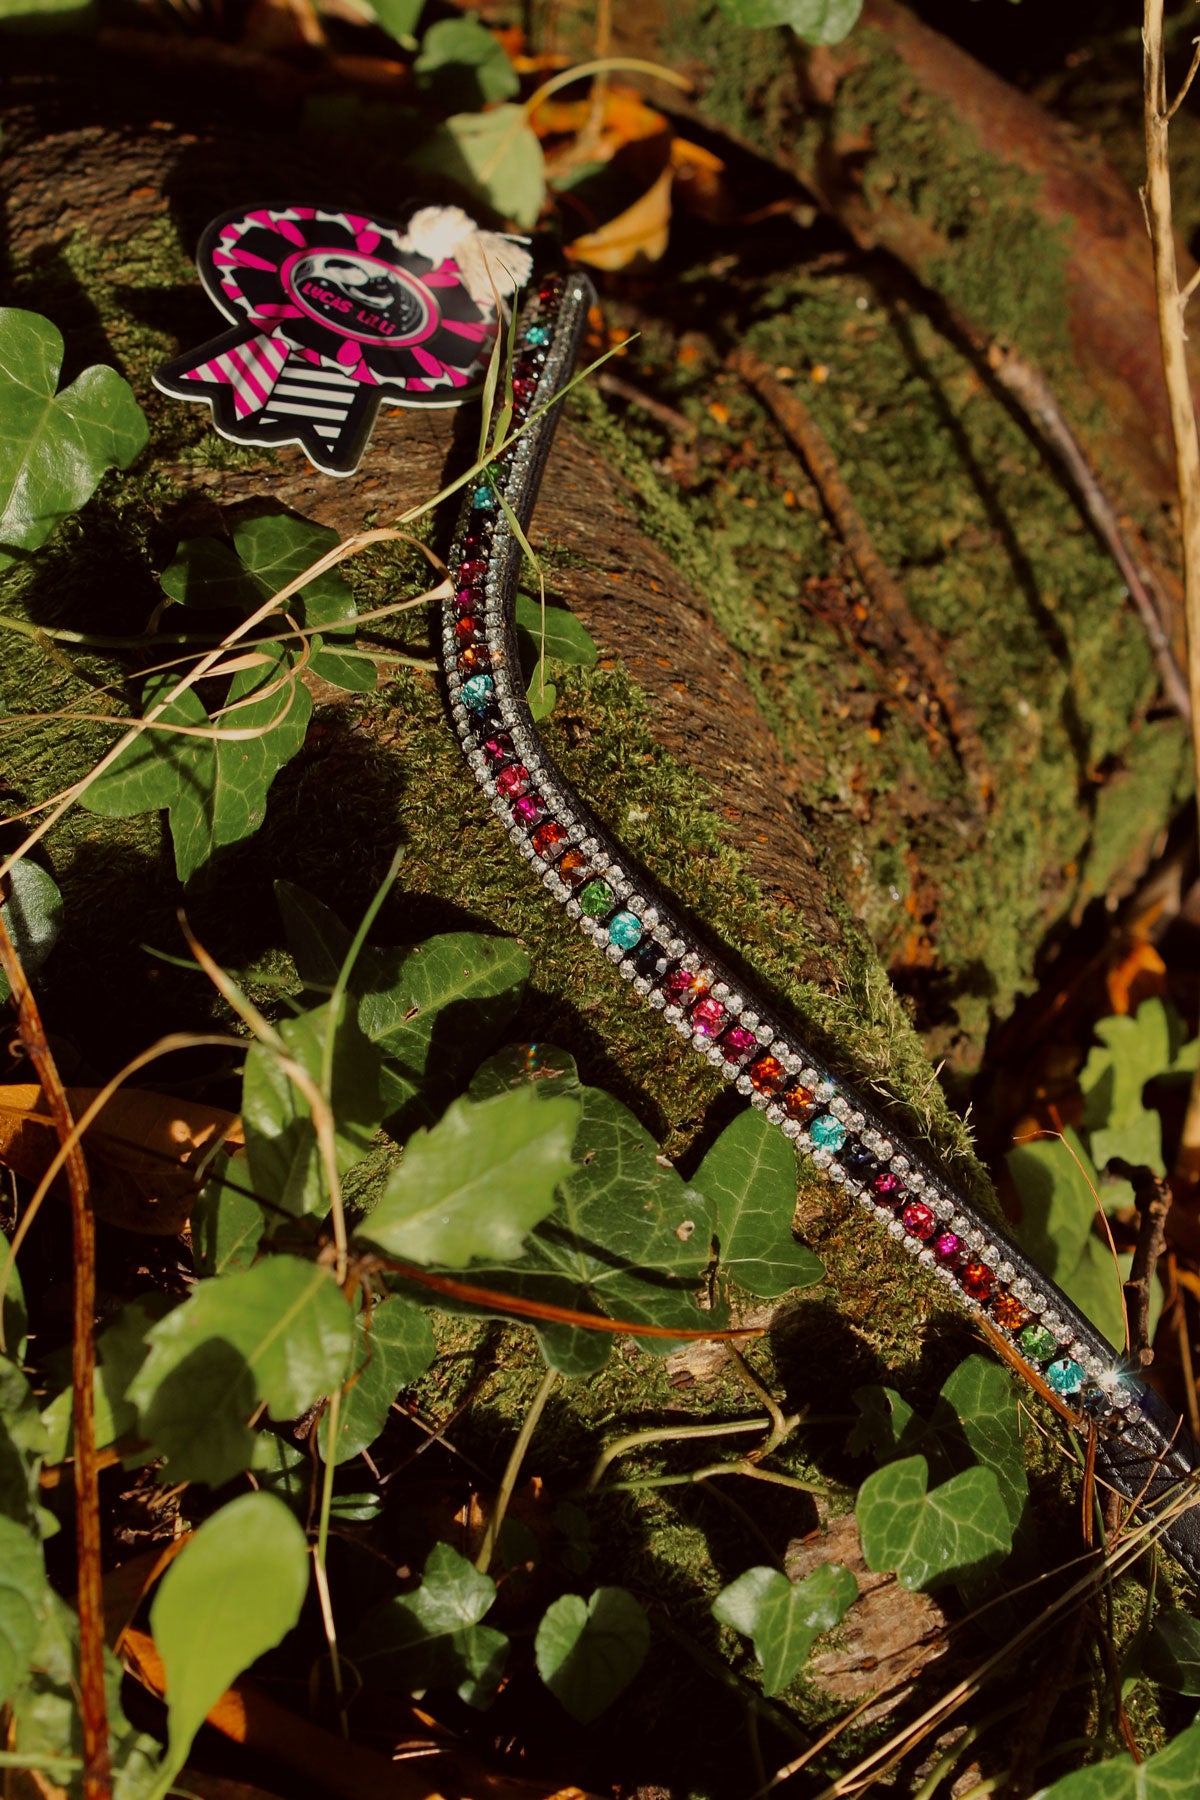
[1105,940,1167,1016]
[568,163,674,270]
[0,1086,243,1235]
[669,136,730,224]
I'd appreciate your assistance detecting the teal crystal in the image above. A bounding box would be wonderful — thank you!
[525,324,552,346]
[810,1113,847,1151]
[608,909,642,950]
[1046,1358,1084,1396]
[1018,1324,1057,1363]
[472,484,498,511]
[462,674,495,712]
[579,879,614,919]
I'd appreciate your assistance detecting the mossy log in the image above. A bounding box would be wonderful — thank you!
[0,29,1180,1744]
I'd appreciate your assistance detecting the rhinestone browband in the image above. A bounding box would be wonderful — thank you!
[439,268,1200,1580]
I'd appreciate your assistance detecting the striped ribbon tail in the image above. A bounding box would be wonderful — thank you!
[178,332,293,417]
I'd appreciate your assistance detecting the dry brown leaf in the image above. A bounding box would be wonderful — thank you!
[0,1086,243,1235]
[1105,939,1167,1017]
[568,163,674,270]
[670,136,730,224]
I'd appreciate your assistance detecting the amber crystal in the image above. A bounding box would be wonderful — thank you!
[783,1083,815,1119]
[991,1292,1031,1331]
[557,849,589,886]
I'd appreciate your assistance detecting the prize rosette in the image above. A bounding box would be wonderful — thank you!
[155,203,532,477]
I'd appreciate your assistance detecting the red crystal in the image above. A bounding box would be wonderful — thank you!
[783,1083,815,1120]
[691,997,728,1037]
[901,1202,936,1240]
[512,376,538,405]
[512,794,544,825]
[496,765,529,799]
[961,1260,993,1301]
[458,559,487,584]
[557,849,589,886]
[748,1055,786,1095]
[720,1024,758,1060]
[482,734,513,764]
[872,1171,902,1199]
[663,967,702,1005]
[532,821,569,858]
[455,617,481,644]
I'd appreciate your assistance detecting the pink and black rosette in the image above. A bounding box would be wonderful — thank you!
[155,204,529,476]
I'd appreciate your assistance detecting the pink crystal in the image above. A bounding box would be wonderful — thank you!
[496,765,529,799]
[691,997,728,1037]
[872,1171,902,1199]
[934,1231,962,1261]
[512,794,544,825]
[720,1024,758,1060]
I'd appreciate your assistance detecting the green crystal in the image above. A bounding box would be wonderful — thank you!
[579,879,614,918]
[1018,1324,1057,1362]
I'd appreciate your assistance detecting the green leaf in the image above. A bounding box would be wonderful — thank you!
[1144,1609,1200,1695]
[149,1492,308,1798]
[0,1515,47,1707]
[81,650,313,883]
[535,1587,650,1723]
[129,1256,355,1484]
[712,1563,856,1697]
[1080,1000,1174,1134]
[1009,1132,1127,1349]
[234,512,373,692]
[712,0,862,44]
[1033,1719,1200,1800]
[407,106,546,230]
[191,1150,266,1276]
[0,861,63,1004]
[242,997,385,1217]
[276,888,531,1128]
[514,590,598,667]
[856,1456,1011,1591]
[7,1593,159,1800]
[160,535,258,611]
[349,1540,507,1708]
[459,1047,722,1376]
[356,0,424,47]
[0,1359,47,1531]
[41,1294,175,1462]
[359,1085,578,1266]
[319,1295,436,1464]
[692,1107,823,1298]
[0,308,147,553]
[525,657,558,721]
[414,16,520,109]
[936,1356,1028,1535]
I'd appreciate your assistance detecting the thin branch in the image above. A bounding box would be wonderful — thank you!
[475,1366,558,1573]
[0,912,111,1798]
[1167,35,1200,117]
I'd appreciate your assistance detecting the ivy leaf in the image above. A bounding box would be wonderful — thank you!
[191,1150,266,1276]
[81,651,312,883]
[349,1541,508,1708]
[692,1107,823,1298]
[535,1587,650,1723]
[933,1356,1028,1535]
[0,862,63,1005]
[128,1256,355,1485]
[514,590,598,668]
[1033,1718,1200,1799]
[149,1492,308,1797]
[0,1359,47,1531]
[712,1563,857,1697]
[856,1456,1011,1591]
[414,16,520,110]
[0,308,148,553]
[357,0,424,47]
[461,1047,723,1376]
[242,997,384,1217]
[318,1295,436,1464]
[525,658,558,722]
[358,1085,578,1266]
[1009,1132,1127,1349]
[407,105,546,230]
[1144,1609,1200,1695]
[0,1515,47,1708]
[712,0,862,45]
[276,886,530,1128]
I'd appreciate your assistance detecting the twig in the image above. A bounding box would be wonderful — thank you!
[726,345,993,809]
[597,371,697,438]
[587,1415,769,1490]
[475,1365,558,1574]
[1144,1,1200,1182]
[1167,34,1200,117]
[0,911,111,1798]
[1107,1156,1172,1365]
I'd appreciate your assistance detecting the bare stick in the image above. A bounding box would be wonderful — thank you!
[1145,1,1200,1180]
[0,912,111,1798]
[1108,1157,1172,1364]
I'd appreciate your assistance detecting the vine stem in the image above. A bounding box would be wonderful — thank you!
[1144,0,1200,1181]
[0,913,111,1798]
[314,1385,348,1736]
[475,1366,558,1574]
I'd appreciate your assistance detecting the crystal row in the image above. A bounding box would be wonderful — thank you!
[440,272,1134,1432]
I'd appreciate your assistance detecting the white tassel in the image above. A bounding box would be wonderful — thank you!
[405,205,533,305]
